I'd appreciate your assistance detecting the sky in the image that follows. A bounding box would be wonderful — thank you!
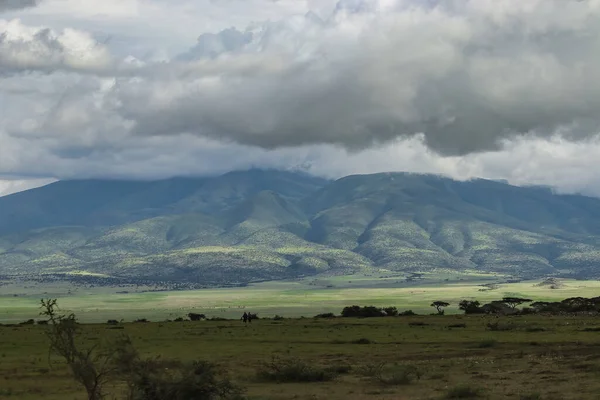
[1,0,600,196]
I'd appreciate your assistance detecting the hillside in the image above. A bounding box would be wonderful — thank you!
[2,170,600,285]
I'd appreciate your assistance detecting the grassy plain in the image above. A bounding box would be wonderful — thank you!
[3,314,600,399]
[2,276,600,323]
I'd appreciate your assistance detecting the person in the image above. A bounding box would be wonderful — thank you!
[242,312,248,324]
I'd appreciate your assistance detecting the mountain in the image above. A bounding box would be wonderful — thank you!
[2,170,600,285]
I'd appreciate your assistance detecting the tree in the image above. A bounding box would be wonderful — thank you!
[500,297,532,309]
[40,299,123,400]
[458,300,482,314]
[430,301,450,315]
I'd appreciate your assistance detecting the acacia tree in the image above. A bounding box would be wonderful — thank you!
[500,297,532,309]
[458,300,481,314]
[430,301,450,315]
[40,299,122,400]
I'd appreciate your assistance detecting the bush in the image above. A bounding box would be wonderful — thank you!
[352,338,373,344]
[378,366,421,386]
[313,313,336,319]
[135,318,149,323]
[486,322,515,331]
[272,315,284,321]
[445,384,483,398]
[127,359,244,400]
[256,357,336,383]
[341,305,385,318]
[358,362,420,386]
[520,393,542,400]
[408,321,429,327]
[447,323,467,328]
[399,310,416,316]
[477,339,497,348]
[382,307,398,316]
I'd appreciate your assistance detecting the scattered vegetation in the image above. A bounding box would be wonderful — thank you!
[445,384,483,399]
[256,357,336,383]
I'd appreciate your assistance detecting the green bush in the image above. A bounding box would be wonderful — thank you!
[313,312,336,319]
[128,359,244,400]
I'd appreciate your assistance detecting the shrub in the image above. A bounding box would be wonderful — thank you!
[486,322,515,331]
[19,319,35,325]
[314,313,336,319]
[127,359,244,400]
[378,366,421,386]
[134,318,149,323]
[352,338,373,345]
[525,327,545,332]
[399,310,417,316]
[408,321,429,327]
[358,362,420,386]
[477,339,497,348]
[445,384,483,398]
[520,394,541,400]
[325,364,352,375]
[382,307,398,316]
[447,323,467,328]
[341,305,385,318]
[272,315,284,321]
[257,357,336,383]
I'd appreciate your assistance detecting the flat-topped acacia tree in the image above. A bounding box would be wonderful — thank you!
[431,301,450,315]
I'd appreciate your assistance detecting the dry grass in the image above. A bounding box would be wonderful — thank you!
[1,314,600,399]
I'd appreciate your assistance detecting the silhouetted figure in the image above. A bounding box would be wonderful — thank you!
[242,312,248,324]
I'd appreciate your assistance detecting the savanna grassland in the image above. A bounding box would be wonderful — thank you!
[2,314,600,400]
[3,277,600,323]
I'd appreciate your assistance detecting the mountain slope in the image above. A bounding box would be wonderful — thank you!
[2,170,600,285]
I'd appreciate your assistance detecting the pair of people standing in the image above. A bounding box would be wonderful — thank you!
[241,312,254,324]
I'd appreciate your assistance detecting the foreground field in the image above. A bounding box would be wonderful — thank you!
[2,277,600,323]
[2,314,600,399]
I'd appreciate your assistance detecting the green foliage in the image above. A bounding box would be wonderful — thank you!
[431,301,450,315]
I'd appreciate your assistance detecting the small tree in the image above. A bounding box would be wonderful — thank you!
[40,299,122,400]
[500,297,532,309]
[458,300,482,314]
[430,301,450,315]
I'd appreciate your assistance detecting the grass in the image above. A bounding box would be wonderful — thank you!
[2,314,600,399]
[3,277,600,323]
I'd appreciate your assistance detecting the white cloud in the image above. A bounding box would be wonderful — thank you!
[2,0,600,196]
[0,177,55,196]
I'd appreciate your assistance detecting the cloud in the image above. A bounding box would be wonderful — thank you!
[0,177,54,196]
[2,0,600,197]
[0,19,116,73]
[0,0,40,13]
[100,0,600,156]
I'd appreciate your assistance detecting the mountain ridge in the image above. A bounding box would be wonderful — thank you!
[2,169,600,285]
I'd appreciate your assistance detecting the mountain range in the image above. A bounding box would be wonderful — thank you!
[2,169,600,286]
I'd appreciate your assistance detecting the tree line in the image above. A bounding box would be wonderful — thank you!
[335,296,600,318]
